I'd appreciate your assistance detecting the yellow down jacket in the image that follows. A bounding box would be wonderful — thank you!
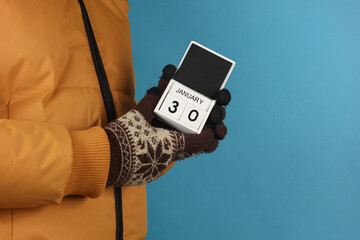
[0,0,147,239]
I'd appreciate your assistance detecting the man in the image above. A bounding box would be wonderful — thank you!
[0,0,229,239]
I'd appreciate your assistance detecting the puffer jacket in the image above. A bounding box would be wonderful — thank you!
[0,0,147,239]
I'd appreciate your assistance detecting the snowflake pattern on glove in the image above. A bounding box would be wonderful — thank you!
[105,110,185,186]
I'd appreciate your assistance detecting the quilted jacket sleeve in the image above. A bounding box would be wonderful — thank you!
[0,119,110,208]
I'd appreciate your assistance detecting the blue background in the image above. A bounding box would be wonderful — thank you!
[128,1,360,239]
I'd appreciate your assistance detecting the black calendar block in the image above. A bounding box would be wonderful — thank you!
[174,43,234,99]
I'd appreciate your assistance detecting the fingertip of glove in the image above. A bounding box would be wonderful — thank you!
[217,89,231,106]
[209,106,225,125]
[215,123,227,140]
[146,87,162,97]
[161,64,176,80]
[158,64,177,92]
[204,139,219,153]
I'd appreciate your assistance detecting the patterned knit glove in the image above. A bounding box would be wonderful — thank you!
[104,65,230,186]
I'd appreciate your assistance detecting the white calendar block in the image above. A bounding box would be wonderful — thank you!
[158,92,187,120]
[154,79,215,134]
[179,103,206,129]
[154,41,235,134]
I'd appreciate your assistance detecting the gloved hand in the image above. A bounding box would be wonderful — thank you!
[104,65,231,186]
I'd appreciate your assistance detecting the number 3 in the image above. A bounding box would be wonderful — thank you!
[168,101,179,113]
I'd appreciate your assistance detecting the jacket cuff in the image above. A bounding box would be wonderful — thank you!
[64,126,110,198]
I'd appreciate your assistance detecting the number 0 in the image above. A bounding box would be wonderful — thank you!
[188,110,199,122]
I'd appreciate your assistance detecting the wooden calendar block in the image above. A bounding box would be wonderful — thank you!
[154,41,235,134]
[155,80,215,133]
[179,103,207,129]
[158,92,187,120]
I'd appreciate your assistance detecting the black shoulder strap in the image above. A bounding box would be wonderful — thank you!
[78,1,123,239]
[78,0,117,123]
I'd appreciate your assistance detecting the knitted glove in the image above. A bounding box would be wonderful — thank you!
[104,65,231,186]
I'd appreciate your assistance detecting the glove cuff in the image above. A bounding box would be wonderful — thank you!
[104,121,133,186]
[65,127,110,198]
[104,127,122,186]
